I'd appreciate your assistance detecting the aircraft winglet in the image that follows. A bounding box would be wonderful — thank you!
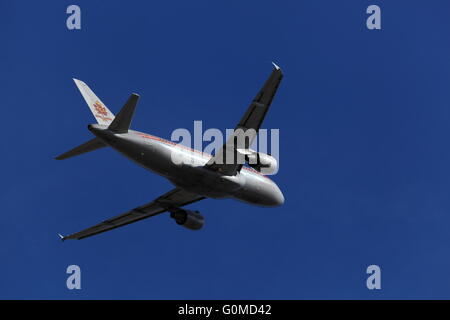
[272,61,281,70]
[58,233,66,242]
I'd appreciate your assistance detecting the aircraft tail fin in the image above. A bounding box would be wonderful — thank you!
[73,79,115,125]
[55,137,106,160]
[108,94,139,133]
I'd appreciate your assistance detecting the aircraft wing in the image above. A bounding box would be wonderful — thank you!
[60,188,205,240]
[205,63,283,176]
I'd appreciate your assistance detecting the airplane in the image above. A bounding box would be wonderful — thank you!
[56,63,284,240]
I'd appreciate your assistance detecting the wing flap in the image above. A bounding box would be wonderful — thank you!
[237,64,283,131]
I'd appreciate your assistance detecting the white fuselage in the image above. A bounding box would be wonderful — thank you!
[90,125,284,207]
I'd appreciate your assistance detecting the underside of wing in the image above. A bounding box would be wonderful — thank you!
[61,188,205,240]
[206,63,283,176]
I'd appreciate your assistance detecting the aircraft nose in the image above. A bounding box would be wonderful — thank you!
[263,184,284,207]
[274,188,285,206]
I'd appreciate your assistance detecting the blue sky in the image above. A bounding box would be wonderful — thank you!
[1,0,450,299]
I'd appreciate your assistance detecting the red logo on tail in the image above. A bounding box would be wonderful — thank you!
[93,101,108,116]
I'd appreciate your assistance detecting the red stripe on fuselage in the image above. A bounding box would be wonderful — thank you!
[134,132,270,179]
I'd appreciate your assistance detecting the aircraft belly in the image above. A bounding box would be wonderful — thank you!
[168,165,244,198]
[141,142,179,177]
[114,138,240,198]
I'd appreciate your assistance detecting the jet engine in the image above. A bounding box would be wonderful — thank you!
[169,208,204,230]
[239,149,278,175]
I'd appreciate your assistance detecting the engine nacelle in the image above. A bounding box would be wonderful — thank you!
[170,209,204,230]
[241,150,278,175]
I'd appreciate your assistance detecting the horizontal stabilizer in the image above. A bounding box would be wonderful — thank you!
[108,93,139,133]
[55,137,106,160]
